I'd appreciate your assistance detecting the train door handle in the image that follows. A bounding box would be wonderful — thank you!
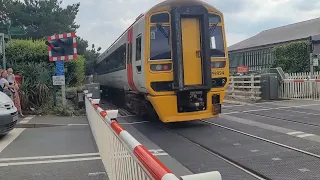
[196,50,201,58]
[136,65,141,73]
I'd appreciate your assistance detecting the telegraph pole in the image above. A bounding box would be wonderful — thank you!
[0,33,6,69]
[310,35,320,78]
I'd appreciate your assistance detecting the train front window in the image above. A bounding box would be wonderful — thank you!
[209,25,225,57]
[149,26,171,60]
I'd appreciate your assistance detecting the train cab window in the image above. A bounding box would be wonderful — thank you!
[150,26,171,60]
[209,14,221,23]
[209,25,225,57]
[151,13,169,23]
[136,35,142,61]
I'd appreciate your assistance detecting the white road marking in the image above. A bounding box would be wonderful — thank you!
[298,168,310,172]
[0,157,101,167]
[0,153,99,162]
[271,158,281,161]
[221,114,320,143]
[0,115,35,154]
[18,120,29,124]
[149,149,168,156]
[250,150,259,152]
[286,131,304,135]
[23,116,34,120]
[296,134,315,138]
[67,124,89,126]
[88,172,106,176]
[119,121,150,125]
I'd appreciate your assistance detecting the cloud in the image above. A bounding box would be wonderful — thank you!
[65,0,320,51]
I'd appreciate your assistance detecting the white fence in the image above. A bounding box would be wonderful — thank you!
[280,79,320,100]
[84,91,222,180]
[280,71,320,100]
[227,75,262,101]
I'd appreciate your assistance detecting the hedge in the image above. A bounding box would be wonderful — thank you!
[4,39,85,110]
[5,39,48,65]
[271,41,312,73]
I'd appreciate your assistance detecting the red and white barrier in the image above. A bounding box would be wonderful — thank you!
[282,79,320,83]
[280,79,320,100]
[84,91,222,180]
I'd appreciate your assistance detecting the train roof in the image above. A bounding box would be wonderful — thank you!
[148,0,221,14]
[96,0,221,63]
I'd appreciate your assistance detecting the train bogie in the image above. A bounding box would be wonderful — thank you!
[94,0,229,123]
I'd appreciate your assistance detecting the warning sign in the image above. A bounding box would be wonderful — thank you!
[237,66,248,73]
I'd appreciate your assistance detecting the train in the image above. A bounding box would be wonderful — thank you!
[93,0,229,123]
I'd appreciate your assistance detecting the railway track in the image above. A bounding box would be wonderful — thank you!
[100,96,320,179]
[157,123,268,180]
[156,119,320,180]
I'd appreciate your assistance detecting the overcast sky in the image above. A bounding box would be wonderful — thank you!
[63,0,320,51]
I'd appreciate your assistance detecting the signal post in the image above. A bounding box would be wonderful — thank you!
[45,32,77,106]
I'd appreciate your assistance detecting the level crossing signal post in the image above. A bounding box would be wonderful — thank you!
[45,32,77,106]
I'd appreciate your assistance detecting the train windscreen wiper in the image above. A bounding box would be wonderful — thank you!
[209,23,218,36]
[156,23,169,39]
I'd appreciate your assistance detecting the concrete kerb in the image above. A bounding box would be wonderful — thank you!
[15,123,67,128]
[223,99,249,105]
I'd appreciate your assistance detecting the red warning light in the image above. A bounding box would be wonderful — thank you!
[163,65,169,70]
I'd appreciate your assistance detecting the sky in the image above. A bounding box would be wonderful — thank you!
[62,0,320,52]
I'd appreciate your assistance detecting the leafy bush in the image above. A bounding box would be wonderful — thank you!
[65,56,85,86]
[14,62,53,109]
[5,39,48,65]
[271,41,310,73]
[4,39,86,113]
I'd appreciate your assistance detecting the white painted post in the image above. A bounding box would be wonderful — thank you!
[231,76,235,97]
[250,75,255,100]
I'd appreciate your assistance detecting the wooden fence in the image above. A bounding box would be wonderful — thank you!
[227,71,320,102]
[226,75,262,101]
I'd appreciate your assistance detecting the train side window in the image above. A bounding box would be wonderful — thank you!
[150,26,171,60]
[151,13,169,23]
[101,43,126,74]
[136,35,142,61]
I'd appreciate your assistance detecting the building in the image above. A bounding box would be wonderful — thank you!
[228,17,320,73]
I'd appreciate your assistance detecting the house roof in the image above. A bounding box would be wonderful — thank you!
[228,17,320,52]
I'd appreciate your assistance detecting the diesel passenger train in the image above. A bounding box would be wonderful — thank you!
[93,0,229,123]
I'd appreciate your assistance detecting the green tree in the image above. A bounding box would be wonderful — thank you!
[1,0,101,75]
[1,0,80,39]
[271,41,311,73]
[84,44,101,75]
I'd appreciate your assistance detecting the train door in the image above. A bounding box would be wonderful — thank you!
[181,18,202,86]
[134,34,143,83]
[132,25,145,92]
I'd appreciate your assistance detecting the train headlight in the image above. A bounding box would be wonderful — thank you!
[150,63,172,72]
[211,61,226,68]
[156,64,162,71]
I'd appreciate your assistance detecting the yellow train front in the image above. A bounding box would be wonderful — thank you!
[144,0,229,122]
